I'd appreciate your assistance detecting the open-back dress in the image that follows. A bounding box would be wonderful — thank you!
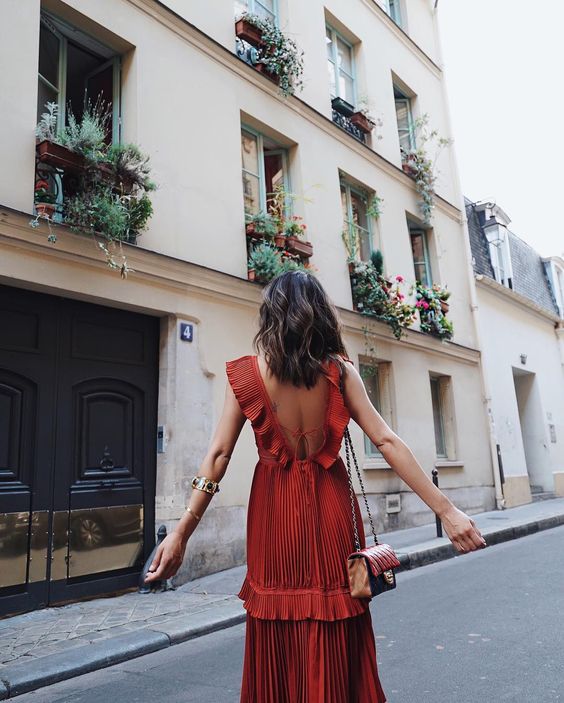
[226,354,387,703]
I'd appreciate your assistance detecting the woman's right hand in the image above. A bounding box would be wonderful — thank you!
[440,504,487,553]
[144,531,188,582]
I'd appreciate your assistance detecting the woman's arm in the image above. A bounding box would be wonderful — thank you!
[343,362,486,553]
[144,381,246,582]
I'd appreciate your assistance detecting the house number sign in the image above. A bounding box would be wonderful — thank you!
[180,322,194,342]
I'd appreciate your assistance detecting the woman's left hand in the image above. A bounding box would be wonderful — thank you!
[144,531,187,582]
[440,505,487,553]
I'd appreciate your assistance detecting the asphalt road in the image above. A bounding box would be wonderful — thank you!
[11,525,564,703]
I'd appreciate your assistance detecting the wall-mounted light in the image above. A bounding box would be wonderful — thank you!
[520,354,527,365]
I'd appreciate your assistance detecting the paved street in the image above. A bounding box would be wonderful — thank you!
[10,524,563,702]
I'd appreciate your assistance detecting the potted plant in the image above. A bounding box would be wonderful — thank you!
[242,16,304,97]
[247,266,257,282]
[350,96,377,134]
[245,211,279,240]
[36,101,111,171]
[412,281,453,340]
[248,241,283,283]
[399,114,453,224]
[34,180,56,219]
[274,231,286,248]
[283,216,313,258]
[235,13,264,47]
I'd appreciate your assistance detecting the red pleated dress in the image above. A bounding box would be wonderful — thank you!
[226,355,388,703]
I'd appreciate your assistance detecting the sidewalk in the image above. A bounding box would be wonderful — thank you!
[1,496,563,699]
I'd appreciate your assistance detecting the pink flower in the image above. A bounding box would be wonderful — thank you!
[395,274,404,283]
[422,301,430,310]
[399,293,405,300]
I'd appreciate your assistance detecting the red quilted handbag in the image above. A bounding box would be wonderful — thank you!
[339,362,401,599]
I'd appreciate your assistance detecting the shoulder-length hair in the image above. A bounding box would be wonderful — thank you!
[254,271,347,388]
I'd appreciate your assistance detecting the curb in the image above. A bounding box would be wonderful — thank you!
[0,599,246,701]
[394,513,564,572]
[1,515,563,699]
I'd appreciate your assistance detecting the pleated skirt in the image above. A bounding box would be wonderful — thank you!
[240,609,387,703]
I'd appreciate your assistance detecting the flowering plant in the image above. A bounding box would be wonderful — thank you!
[283,215,307,238]
[239,14,304,97]
[349,252,416,339]
[411,281,453,340]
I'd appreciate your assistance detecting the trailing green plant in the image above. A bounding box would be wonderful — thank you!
[64,188,130,241]
[240,13,304,97]
[349,255,416,339]
[400,113,452,224]
[411,281,453,340]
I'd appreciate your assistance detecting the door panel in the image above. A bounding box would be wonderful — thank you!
[0,285,158,615]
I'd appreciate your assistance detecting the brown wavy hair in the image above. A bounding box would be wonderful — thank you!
[254,271,347,388]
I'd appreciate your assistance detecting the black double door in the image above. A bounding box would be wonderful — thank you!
[0,285,159,616]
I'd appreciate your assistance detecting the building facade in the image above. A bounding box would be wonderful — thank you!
[0,0,495,616]
[466,199,564,507]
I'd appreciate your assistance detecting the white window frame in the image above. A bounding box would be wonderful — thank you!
[360,360,394,467]
[410,227,432,287]
[341,180,374,262]
[394,86,415,152]
[385,0,402,26]
[326,24,357,106]
[241,125,290,216]
[235,0,278,25]
[38,13,121,143]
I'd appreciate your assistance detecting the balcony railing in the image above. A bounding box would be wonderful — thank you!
[331,109,367,143]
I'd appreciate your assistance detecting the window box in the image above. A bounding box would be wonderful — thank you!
[35,202,57,219]
[274,233,286,248]
[349,111,375,134]
[37,139,85,172]
[254,61,280,85]
[331,96,355,118]
[285,235,313,258]
[235,17,265,46]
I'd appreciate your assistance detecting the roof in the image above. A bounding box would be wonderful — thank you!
[465,197,559,316]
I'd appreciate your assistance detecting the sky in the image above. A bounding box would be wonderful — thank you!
[438,0,564,258]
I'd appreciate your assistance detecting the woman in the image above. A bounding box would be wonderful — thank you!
[145,271,486,702]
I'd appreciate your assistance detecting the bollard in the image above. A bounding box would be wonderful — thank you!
[138,524,168,593]
[432,469,443,538]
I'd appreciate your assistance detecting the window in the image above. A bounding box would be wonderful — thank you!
[394,85,415,152]
[410,226,432,287]
[341,181,373,261]
[235,0,277,24]
[38,13,120,143]
[430,375,456,460]
[385,0,402,26]
[360,361,394,461]
[326,25,356,106]
[241,126,289,216]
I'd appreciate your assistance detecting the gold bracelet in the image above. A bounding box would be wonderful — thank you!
[191,475,220,495]
[187,506,201,521]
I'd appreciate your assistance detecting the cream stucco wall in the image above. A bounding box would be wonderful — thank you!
[0,0,496,580]
[475,279,564,506]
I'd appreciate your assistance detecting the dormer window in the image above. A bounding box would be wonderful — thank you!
[477,202,514,289]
